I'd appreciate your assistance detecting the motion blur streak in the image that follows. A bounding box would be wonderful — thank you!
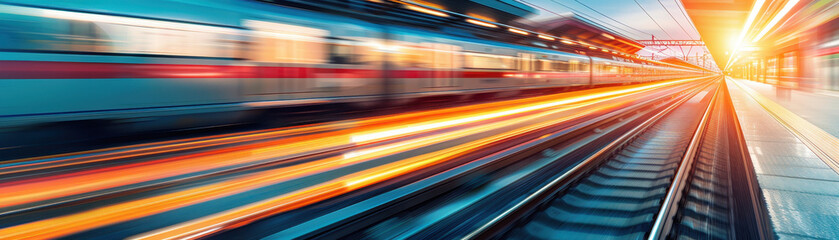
[349,78,693,143]
[0,134,354,208]
[130,102,626,240]
[0,123,342,173]
[0,79,692,209]
[4,78,687,173]
[0,80,682,239]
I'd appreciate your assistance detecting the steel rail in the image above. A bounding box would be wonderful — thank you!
[258,78,717,240]
[647,78,721,240]
[464,79,718,239]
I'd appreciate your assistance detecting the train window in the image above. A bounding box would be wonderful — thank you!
[395,44,432,68]
[579,63,590,72]
[296,38,327,64]
[432,43,455,69]
[463,52,516,69]
[606,65,620,73]
[328,41,356,64]
[67,20,109,52]
[518,53,533,71]
[0,5,248,59]
[248,20,328,63]
[536,59,553,71]
[554,60,571,72]
[139,27,190,56]
[571,60,588,72]
[350,37,384,65]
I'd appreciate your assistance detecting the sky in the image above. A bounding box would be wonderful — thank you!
[519,0,714,66]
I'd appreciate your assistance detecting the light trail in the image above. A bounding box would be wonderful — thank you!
[350,78,694,143]
[0,89,630,239]
[129,101,631,240]
[0,78,694,209]
[0,78,698,239]
[3,78,689,174]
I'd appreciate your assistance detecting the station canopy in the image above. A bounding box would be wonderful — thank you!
[402,1,646,57]
[409,0,537,23]
[681,0,754,67]
[531,13,646,54]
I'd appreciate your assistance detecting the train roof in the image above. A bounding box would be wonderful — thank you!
[0,0,378,29]
[1,0,695,70]
[386,25,588,59]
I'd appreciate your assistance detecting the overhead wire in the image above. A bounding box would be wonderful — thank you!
[633,0,683,58]
[520,0,647,40]
[655,0,695,59]
[521,0,682,61]
[672,0,718,68]
[655,0,694,39]
[568,0,687,61]
[672,0,701,37]
[572,0,654,37]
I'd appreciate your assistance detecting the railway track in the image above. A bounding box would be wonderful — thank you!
[263,77,771,240]
[502,81,716,240]
[2,76,773,240]
[470,79,770,240]
[0,81,695,219]
[0,78,720,239]
[248,79,717,239]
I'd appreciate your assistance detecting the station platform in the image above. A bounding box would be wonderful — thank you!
[734,79,839,138]
[726,77,839,239]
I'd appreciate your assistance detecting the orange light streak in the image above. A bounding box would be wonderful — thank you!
[466,19,497,28]
[0,79,697,239]
[0,94,608,239]
[348,79,693,144]
[130,101,631,240]
[508,28,529,35]
[404,5,449,17]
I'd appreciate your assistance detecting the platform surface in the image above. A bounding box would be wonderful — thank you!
[727,78,839,240]
[735,79,839,139]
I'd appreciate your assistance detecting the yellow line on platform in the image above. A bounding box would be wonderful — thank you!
[729,77,839,175]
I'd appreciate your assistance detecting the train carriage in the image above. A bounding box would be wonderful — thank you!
[0,0,706,137]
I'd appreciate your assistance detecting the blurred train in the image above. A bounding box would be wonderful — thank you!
[0,0,706,135]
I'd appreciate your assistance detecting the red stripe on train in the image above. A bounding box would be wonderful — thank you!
[0,61,585,79]
[0,61,243,79]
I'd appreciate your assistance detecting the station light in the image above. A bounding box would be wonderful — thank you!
[725,0,765,71]
[537,35,555,41]
[752,0,800,42]
[509,28,529,35]
[601,33,615,40]
[601,49,609,52]
[466,19,497,28]
[560,40,575,45]
[404,5,449,17]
